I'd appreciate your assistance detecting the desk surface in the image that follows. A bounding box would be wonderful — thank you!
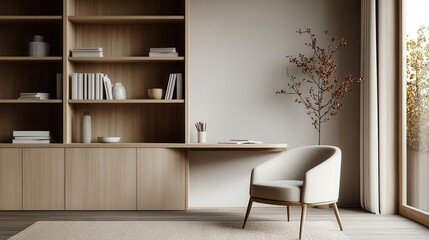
[0,143,287,151]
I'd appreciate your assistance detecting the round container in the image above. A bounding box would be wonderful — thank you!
[97,136,121,143]
[148,88,163,99]
[197,131,207,143]
[113,83,127,100]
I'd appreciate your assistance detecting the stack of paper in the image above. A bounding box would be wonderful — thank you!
[13,131,51,144]
[149,47,178,57]
[71,48,104,57]
[18,93,50,100]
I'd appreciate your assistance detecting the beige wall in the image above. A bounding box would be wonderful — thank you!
[189,0,361,207]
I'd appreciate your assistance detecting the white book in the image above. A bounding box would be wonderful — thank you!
[71,52,104,57]
[71,73,78,100]
[13,131,50,137]
[149,47,176,53]
[99,74,104,99]
[83,73,88,100]
[175,73,183,99]
[20,92,50,96]
[95,73,100,100]
[168,74,177,100]
[12,139,51,144]
[217,140,263,144]
[103,75,113,100]
[89,73,95,100]
[14,136,51,140]
[56,73,62,99]
[164,74,173,100]
[18,96,49,100]
[78,73,83,100]
[72,47,103,52]
[149,52,179,57]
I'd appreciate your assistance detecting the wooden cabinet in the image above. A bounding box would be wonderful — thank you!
[23,148,64,210]
[65,148,137,210]
[0,148,22,210]
[137,148,186,210]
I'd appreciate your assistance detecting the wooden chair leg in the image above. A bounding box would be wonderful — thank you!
[287,206,291,222]
[299,204,307,240]
[331,202,344,231]
[242,198,253,229]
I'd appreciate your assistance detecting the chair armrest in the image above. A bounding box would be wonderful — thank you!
[302,150,341,204]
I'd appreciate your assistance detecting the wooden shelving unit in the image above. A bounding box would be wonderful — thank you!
[65,0,186,144]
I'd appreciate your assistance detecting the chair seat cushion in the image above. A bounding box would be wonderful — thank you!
[251,180,303,202]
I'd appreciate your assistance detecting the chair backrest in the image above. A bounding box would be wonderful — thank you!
[251,145,341,203]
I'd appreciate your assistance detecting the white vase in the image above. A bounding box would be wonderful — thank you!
[81,112,91,143]
[28,35,49,57]
[113,83,127,100]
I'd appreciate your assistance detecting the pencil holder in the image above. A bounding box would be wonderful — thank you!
[198,131,207,143]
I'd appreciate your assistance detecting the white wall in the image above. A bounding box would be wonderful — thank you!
[189,0,361,207]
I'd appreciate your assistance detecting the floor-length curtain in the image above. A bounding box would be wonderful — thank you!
[360,0,398,214]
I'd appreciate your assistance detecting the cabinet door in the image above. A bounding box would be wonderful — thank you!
[0,148,22,210]
[66,148,136,210]
[137,148,186,210]
[23,148,64,210]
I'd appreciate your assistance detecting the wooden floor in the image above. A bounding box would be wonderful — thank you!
[0,207,428,239]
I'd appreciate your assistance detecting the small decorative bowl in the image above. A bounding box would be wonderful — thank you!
[148,88,163,99]
[97,136,120,143]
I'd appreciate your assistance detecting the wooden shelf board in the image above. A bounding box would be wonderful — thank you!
[68,57,184,63]
[68,16,185,24]
[0,99,63,104]
[68,99,184,104]
[0,16,63,22]
[0,57,63,62]
[0,143,287,151]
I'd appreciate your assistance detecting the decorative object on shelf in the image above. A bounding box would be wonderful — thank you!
[71,47,103,57]
[12,131,51,144]
[149,47,178,57]
[276,28,363,145]
[81,112,91,143]
[18,92,50,100]
[97,136,120,143]
[112,83,127,100]
[148,88,163,99]
[195,122,207,143]
[28,35,49,57]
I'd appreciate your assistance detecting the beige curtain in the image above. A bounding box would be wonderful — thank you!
[360,0,398,214]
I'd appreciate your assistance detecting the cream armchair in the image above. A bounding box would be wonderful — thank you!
[242,145,343,240]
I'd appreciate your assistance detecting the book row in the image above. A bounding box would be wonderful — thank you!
[70,73,112,100]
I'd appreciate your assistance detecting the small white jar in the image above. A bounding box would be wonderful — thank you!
[113,83,127,100]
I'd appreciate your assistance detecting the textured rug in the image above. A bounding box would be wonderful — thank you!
[9,221,348,240]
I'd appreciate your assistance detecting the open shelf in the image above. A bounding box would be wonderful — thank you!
[0,100,62,104]
[0,16,62,22]
[0,0,62,16]
[0,57,62,62]
[68,16,184,24]
[69,57,184,63]
[68,100,184,104]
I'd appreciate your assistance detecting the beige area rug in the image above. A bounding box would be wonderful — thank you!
[9,221,348,240]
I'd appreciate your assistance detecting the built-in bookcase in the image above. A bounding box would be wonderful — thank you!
[65,0,187,144]
[0,0,187,145]
[0,0,64,143]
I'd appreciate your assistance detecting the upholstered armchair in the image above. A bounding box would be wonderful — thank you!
[242,145,343,239]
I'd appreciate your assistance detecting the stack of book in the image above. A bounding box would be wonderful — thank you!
[18,92,50,100]
[164,73,183,100]
[71,73,113,100]
[149,47,178,57]
[12,131,51,144]
[71,48,104,57]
